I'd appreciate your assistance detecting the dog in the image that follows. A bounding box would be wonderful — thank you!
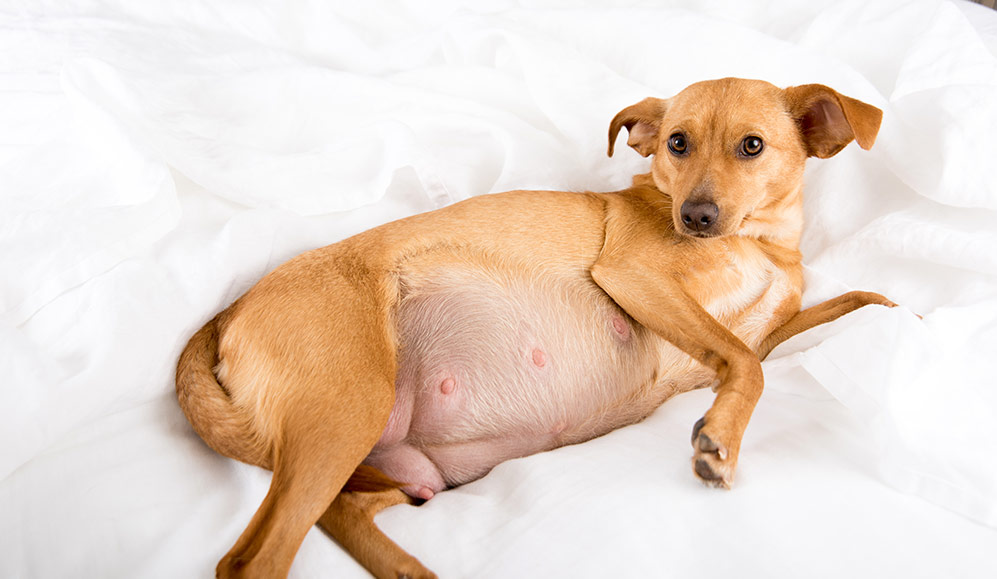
[176,77,895,578]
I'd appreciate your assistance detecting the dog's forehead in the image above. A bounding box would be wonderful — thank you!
[667,78,789,132]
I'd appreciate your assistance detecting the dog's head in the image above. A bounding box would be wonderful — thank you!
[608,78,882,240]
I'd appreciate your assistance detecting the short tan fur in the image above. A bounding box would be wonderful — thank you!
[177,78,894,578]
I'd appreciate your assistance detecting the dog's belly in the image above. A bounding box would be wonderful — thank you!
[363,264,709,499]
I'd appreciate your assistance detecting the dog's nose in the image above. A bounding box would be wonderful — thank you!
[680,201,719,233]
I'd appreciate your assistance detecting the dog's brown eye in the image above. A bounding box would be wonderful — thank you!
[667,133,688,156]
[740,136,763,157]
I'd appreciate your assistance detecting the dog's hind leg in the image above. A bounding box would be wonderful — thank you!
[756,290,900,360]
[319,468,436,579]
[216,370,395,578]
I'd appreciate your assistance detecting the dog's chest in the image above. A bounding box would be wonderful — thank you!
[683,241,788,349]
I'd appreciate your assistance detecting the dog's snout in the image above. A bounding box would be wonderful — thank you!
[680,201,719,233]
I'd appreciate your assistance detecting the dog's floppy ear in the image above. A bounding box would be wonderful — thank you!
[608,97,669,157]
[783,84,883,159]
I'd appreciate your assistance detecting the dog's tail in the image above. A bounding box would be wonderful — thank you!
[176,317,402,493]
[176,316,272,469]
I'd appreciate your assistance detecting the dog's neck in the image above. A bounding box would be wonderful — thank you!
[736,183,804,250]
[627,173,805,254]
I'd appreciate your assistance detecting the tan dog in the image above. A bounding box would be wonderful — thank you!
[177,78,894,578]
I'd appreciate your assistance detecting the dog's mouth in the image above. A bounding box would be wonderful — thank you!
[682,229,721,239]
[674,216,726,239]
[678,227,723,239]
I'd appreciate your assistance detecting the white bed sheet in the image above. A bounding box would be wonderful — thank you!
[3,0,997,577]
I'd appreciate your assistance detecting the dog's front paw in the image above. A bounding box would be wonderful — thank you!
[690,417,736,489]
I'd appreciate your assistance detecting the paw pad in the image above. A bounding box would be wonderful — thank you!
[690,416,734,488]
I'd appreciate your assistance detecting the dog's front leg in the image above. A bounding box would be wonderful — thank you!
[591,256,761,489]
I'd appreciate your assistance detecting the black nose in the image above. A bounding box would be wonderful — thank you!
[680,201,719,233]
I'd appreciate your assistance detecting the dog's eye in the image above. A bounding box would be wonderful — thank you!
[667,133,688,156]
[740,136,764,157]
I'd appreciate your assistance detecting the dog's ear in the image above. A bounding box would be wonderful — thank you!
[783,84,883,158]
[608,97,669,157]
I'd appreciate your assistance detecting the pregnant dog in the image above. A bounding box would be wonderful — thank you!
[176,77,895,578]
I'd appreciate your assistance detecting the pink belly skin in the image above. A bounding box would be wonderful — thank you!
[363,266,693,499]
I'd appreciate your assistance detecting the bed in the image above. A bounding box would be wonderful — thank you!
[3,1,997,577]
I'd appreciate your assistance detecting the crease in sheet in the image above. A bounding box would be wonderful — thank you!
[793,306,997,529]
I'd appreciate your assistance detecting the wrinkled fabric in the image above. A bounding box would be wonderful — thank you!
[2,1,997,577]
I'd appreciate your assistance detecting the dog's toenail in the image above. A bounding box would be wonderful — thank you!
[691,417,706,444]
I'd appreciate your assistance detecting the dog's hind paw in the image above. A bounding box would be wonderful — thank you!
[690,417,735,489]
[395,562,438,579]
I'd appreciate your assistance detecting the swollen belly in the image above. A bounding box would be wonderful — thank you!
[363,266,706,500]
